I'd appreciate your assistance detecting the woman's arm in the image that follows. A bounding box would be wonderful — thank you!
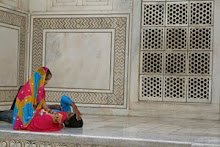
[42,101,55,114]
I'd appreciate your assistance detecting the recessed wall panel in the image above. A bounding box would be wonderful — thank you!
[45,31,113,91]
[30,15,129,106]
[0,25,19,87]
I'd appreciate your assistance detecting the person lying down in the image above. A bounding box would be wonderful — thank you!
[0,94,83,132]
[23,109,67,132]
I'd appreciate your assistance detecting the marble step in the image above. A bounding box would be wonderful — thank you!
[0,114,219,147]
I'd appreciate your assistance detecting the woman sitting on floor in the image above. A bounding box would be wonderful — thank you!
[0,66,83,131]
[12,67,58,130]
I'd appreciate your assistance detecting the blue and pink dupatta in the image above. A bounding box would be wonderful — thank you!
[12,67,49,130]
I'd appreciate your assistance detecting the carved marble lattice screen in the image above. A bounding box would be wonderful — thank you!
[140,1,213,103]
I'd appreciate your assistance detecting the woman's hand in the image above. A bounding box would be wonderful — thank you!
[47,109,55,114]
[42,101,55,114]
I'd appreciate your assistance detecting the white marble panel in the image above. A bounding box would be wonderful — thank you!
[0,0,19,8]
[0,25,19,87]
[30,0,133,12]
[29,0,47,12]
[0,0,29,11]
[44,30,114,92]
[83,0,108,6]
[19,0,29,11]
[46,0,112,11]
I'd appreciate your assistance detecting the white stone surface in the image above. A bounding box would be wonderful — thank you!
[213,0,220,118]
[19,0,29,11]
[45,31,113,91]
[0,0,220,120]
[0,25,19,87]
[0,115,219,147]
[128,0,220,120]
[0,0,29,11]
[29,0,132,12]
[0,0,18,8]
[29,0,46,12]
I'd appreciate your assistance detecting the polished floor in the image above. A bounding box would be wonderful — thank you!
[0,115,220,147]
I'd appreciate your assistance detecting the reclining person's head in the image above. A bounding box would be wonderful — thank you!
[64,114,83,128]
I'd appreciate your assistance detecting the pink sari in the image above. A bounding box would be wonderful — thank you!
[27,109,67,132]
[12,67,49,130]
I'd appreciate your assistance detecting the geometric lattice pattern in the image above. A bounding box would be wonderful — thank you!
[142,2,165,26]
[140,0,213,103]
[188,52,211,75]
[140,75,162,100]
[188,77,210,100]
[166,27,187,50]
[190,1,213,25]
[164,76,186,100]
[31,16,128,105]
[190,27,212,50]
[165,52,186,74]
[142,27,164,50]
[140,51,163,74]
[167,2,188,25]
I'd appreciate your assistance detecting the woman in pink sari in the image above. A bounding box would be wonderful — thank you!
[12,67,55,130]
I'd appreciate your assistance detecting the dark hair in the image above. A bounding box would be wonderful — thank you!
[46,69,52,77]
[65,114,83,128]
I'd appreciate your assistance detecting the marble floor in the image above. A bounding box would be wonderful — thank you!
[0,115,220,147]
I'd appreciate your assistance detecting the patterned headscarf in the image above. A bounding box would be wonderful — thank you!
[13,67,49,130]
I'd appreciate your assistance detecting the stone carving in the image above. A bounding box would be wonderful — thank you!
[142,27,164,50]
[165,52,186,74]
[165,27,188,50]
[188,77,210,102]
[190,1,213,25]
[164,76,186,101]
[167,2,188,26]
[140,51,163,74]
[188,52,211,75]
[142,2,165,26]
[0,90,17,102]
[140,75,162,101]
[31,16,128,105]
[189,27,212,50]
[140,0,213,102]
[0,138,114,147]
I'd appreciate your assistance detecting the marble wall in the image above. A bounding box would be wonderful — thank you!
[130,0,220,120]
[0,0,219,120]
[0,0,29,11]
[45,31,113,90]
[30,15,130,109]
[29,0,132,12]
[0,5,28,108]
[0,25,19,87]
[27,0,132,114]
